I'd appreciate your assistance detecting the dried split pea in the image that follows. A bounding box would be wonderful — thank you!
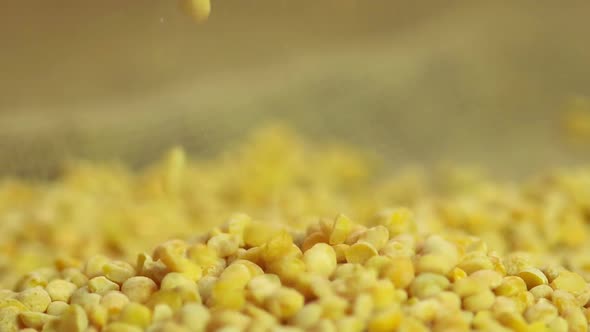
[121,276,157,303]
[303,243,337,277]
[45,279,77,302]
[88,276,120,295]
[345,242,378,264]
[265,287,304,319]
[518,268,549,289]
[15,287,51,312]
[179,0,211,23]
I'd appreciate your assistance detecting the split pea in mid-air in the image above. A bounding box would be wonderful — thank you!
[179,0,211,23]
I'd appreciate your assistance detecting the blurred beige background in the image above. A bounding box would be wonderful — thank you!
[1,1,589,178]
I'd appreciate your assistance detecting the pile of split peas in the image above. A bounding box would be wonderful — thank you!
[1,126,590,331]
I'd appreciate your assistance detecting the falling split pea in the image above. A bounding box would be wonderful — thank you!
[179,0,212,23]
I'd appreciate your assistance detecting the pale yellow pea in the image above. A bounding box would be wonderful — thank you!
[179,0,211,23]
[491,296,519,315]
[244,303,278,329]
[265,258,305,285]
[300,232,327,253]
[434,291,462,311]
[433,310,471,331]
[103,261,135,284]
[472,310,510,332]
[359,226,389,250]
[211,279,246,310]
[407,299,439,323]
[523,298,558,324]
[58,304,88,332]
[162,273,201,303]
[219,263,252,288]
[518,268,548,289]
[462,289,495,312]
[70,287,101,312]
[364,256,390,274]
[226,213,251,246]
[18,311,54,329]
[61,268,89,287]
[146,321,190,332]
[494,311,528,331]
[379,240,415,258]
[208,310,251,330]
[453,276,486,297]
[101,291,130,315]
[409,273,450,299]
[469,269,504,289]
[504,253,534,276]
[310,319,337,332]
[152,303,173,323]
[177,303,210,331]
[345,242,378,264]
[188,244,219,270]
[121,276,157,304]
[265,287,304,319]
[45,279,77,302]
[530,284,553,300]
[103,322,143,332]
[329,214,354,245]
[136,253,170,283]
[197,275,218,302]
[352,293,373,321]
[303,243,337,277]
[367,304,402,332]
[88,276,120,295]
[550,270,587,293]
[415,254,456,275]
[231,259,264,278]
[207,234,239,258]
[84,255,110,278]
[457,253,494,274]
[422,235,459,260]
[495,276,527,297]
[298,274,332,299]
[0,298,26,312]
[146,290,183,312]
[379,207,414,235]
[547,316,569,332]
[318,295,348,320]
[243,222,280,247]
[87,304,108,328]
[381,256,414,289]
[118,302,151,328]
[15,272,48,291]
[15,286,51,312]
[263,231,299,263]
[334,317,364,332]
[290,302,322,328]
[399,316,430,332]
[562,307,588,332]
[370,279,396,309]
[46,301,70,316]
[0,306,21,332]
[345,228,367,246]
[153,240,202,281]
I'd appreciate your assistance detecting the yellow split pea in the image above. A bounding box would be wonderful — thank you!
[179,0,211,22]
